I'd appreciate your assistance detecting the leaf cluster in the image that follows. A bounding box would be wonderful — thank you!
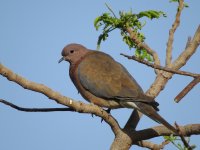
[169,0,189,7]
[94,6,166,61]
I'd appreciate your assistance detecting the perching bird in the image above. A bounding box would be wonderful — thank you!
[59,43,177,133]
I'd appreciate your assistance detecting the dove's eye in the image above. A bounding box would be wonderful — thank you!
[70,50,74,54]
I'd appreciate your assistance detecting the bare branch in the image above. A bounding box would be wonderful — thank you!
[120,53,200,78]
[0,63,121,136]
[0,99,75,112]
[172,25,200,70]
[175,76,200,102]
[166,0,184,66]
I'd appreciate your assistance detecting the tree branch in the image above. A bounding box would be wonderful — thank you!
[0,99,75,112]
[120,54,200,78]
[172,25,200,70]
[166,0,184,66]
[130,124,200,142]
[0,63,121,136]
[175,76,200,103]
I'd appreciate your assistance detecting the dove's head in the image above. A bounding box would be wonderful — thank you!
[59,43,89,65]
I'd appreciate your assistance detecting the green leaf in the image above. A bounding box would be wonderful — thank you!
[169,0,179,3]
[177,143,183,149]
[184,3,189,8]
[137,10,166,19]
[94,17,101,30]
[135,49,141,57]
[146,54,153,62]
[97,33,108,49]
[94,5,167,49]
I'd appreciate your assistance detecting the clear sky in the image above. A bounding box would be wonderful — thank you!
[0,0,199,150]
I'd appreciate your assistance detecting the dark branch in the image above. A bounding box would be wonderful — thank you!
[0,99,75,112]
[124,109,143,130]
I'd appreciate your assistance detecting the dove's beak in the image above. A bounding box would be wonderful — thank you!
[58,57,64,63]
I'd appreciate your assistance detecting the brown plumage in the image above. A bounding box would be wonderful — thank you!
[59,43,177,133]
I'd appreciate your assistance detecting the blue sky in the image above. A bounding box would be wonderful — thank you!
[0,0,199,149]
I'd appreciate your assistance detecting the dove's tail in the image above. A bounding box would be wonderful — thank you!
[121,101,178,134]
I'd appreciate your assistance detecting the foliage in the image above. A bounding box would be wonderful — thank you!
[164,135,196,150]
[94,4,166,61]
[169,0,189,8]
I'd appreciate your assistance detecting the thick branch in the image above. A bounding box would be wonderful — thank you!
[0,63,121,136]
[0,99,75,112]
[130,124,200,142]
[166,0,184,66]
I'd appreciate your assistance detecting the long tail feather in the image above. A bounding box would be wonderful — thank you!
[123,101,178,134]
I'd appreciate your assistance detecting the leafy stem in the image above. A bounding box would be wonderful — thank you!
[94,3,166,61]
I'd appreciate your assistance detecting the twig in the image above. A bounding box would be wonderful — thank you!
[0,99,75,112]
[166,0,184,66]
[185,37,192,49]
[175,122,193,150]
[120,53,200,78]
[175,76,200,102]
[105,3,117,18]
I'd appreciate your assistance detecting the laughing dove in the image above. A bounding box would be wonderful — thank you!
[59,43,177,133]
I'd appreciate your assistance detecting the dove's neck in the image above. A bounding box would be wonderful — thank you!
[69,50,90,66]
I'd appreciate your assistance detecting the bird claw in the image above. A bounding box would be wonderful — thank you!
[101,108,111,123]
[90,108,111,123]
[105,108,111,114]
